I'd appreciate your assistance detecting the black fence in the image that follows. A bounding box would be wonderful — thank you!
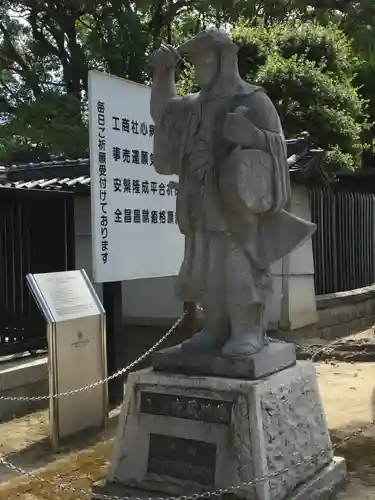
[0,189,75,357]
[310,188,375,295]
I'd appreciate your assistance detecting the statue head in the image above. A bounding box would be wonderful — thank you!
[178,28,239,92]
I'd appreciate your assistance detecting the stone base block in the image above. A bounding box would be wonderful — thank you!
[152,341,296,379]
[93,457,346,500]
[98,362,346,500]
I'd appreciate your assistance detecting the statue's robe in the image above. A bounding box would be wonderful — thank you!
[153,83,315,304]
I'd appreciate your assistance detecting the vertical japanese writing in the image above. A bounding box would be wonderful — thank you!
[97,100,108,264]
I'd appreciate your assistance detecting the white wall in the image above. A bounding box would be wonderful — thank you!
[121,277,182,324]
[265,185,318,331]
[265,258,283,331]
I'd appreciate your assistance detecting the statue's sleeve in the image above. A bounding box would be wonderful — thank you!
[153,96,190,176]
[241,90,291,211]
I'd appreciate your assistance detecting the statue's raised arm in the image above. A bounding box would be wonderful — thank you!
[150,43,180,124]
[150,43,190,176]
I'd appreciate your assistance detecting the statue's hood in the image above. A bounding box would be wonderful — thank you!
[178,29,244,100]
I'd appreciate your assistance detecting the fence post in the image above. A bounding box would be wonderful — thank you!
[103,281,123,405]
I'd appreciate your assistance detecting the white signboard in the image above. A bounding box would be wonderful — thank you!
[26,270,108,450]
[88,70,184,283]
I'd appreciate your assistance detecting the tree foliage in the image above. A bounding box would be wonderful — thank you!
[0,0,374,170]
[180,20,369,170]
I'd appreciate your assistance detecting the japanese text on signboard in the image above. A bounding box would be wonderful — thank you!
[97,101,109,265]
[89,71,183,283]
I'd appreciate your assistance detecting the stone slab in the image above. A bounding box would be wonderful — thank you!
[92,457,347,500]
[152,341,296,379]
[285,456,347,500]
[0,356,48,422]
[0,355,47,391]
[102,362,345,500]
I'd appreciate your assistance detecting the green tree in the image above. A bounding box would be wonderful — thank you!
[0,1,372,169]
[0,0,230,163]
[235,21,369,170]
[0,1,90,163]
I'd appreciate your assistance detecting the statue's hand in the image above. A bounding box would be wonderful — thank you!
[150,43,180,72]
[223,110,266,149]
[223,112,252,141]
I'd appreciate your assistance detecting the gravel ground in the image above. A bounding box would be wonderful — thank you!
[2,330,375,498]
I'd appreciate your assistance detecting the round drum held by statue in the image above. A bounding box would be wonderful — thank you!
[219,148,274,215]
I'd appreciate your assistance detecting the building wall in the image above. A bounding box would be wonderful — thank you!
[266,185,318,331]
[74,186,318,331]
[121,276,182,324]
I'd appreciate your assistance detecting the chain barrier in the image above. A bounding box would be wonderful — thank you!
[1,413,373,500]
[0,447,331,499]
[0,313,372,499]
[0,307,339,403]
[0,314,185,402]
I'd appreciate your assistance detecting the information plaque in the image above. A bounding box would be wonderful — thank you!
[26,269,108,449]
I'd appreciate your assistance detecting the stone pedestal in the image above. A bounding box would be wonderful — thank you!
[152,341,296,379]
[93,362,346,500]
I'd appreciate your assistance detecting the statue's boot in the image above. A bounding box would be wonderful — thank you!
[222,303,268,357]
[181,304,230,354]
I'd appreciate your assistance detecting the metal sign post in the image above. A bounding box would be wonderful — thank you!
[26,269,108,450]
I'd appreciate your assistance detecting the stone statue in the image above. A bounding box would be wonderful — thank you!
[150,29,316,365]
